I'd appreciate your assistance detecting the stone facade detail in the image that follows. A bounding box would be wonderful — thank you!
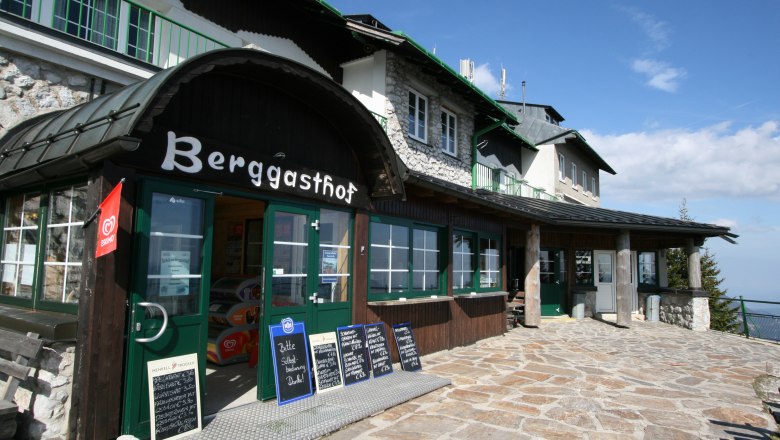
[8,342,75,440]
[639,290,711,331]
[384,52,475,188]
[0,49,93,139]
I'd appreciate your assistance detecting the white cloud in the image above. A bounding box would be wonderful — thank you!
[711,218,738,229]
[581,120,780,203]
[472,63,507,97]
[631,59,686,92]
[621,6,670,52]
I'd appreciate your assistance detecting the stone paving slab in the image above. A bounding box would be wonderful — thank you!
[325,319,780,439]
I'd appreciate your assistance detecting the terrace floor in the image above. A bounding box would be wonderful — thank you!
[324,318,780,439]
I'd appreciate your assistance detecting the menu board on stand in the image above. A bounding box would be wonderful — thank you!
[364,322,393,378]
[269,318,313,405]
[146,353,201,440]
[308,332,344,393]
[336,324,370,386]
[392,322,422,372]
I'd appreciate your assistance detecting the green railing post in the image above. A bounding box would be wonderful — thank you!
[739,295,750,338]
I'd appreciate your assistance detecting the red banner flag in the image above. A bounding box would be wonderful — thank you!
[96,182,122,258]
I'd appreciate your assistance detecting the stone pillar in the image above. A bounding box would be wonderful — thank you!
[616,230,632,328]
[524,224,541,327]
[687,239,710,331]
[686,239,702,289]
[657,249,669,288]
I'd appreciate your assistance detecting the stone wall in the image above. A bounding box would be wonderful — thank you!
[2,342,75,440]
[0,49,94,138]
[384,52,475,187]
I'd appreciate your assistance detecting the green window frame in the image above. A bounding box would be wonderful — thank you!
[0,182,88,313]
[369,216,443,300]
[575,250,594,286]
[638,251,658,287]
[453,230,502,293]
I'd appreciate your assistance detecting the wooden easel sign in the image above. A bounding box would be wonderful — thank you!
[147,353,202,440]
[269,318,313,405]
[308,332,344,393]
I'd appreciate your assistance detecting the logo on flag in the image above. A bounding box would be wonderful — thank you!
[96,182,123,258]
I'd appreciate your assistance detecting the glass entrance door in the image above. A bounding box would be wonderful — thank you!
[122,183,213,438]
[259,204,352,399]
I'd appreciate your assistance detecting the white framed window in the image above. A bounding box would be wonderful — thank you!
[558,154,565,182]
[582,170,589,193]
[408,89,428,143]
[441,108,457,156]
[571,163,578,188]
[592,177,598,197]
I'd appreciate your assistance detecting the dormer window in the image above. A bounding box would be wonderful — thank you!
[408,89,428,143]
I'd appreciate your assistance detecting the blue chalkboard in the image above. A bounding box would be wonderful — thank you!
[392,322,421,372]
[269,318,313,405]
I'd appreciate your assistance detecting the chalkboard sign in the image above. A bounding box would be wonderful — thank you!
[309,332,344,393]
[364,322,393,378]
[336,324,370,386]
[146,353,201,440]
[269,318,313,405]
[392,323,421,372]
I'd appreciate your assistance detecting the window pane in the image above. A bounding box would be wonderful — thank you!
[1,193,39,300]
[370,271,389,294]
[371,223,391,246]
[575,250,593,285]
[598,253,613,283]
[318,210,351,303]
[390,272,408,291]
[392,225,409,248]
[391,247,409,270]
[372,247,389,270]
[146,194,205,316]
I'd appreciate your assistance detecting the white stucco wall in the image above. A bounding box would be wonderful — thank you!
[522,143,556,196]
[341,51,387,116]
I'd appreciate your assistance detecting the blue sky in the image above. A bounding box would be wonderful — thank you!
[327,0,780,302]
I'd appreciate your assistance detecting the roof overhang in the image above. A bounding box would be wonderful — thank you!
[0,48,406,199]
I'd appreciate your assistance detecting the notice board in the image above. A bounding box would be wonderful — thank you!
[308,332,344,393]
[146,353,201,440]
[336,324,370,386]
[364,322,393,378]
[392,322,422,372]
[269,318,313,405]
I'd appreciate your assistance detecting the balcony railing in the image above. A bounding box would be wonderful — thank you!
[1,0,228,69]
[475,162,558,201]
[712,296,780,342]
[371,111,387,132]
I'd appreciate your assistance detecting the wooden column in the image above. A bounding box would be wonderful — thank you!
[524,224,541,327]
[616,230,632,328]
[686,239,702,289]
[71,163,135,439]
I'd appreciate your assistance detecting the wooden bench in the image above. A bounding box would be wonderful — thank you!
[0,329,43,440]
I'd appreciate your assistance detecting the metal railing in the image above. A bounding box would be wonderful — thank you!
[475,162,558,201]
[712,296,780,342]
[371,112,387,132]
[1,0,228,69]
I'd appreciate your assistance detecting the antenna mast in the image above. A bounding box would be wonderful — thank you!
[499,67,506,100]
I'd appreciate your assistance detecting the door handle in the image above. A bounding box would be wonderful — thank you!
[135,301,169,343]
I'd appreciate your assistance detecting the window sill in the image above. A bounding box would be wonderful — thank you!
[0,304,78,340]
[454,291,507,299]
[368,296,454,307]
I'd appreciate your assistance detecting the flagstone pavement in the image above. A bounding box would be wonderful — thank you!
[324,318,780,440]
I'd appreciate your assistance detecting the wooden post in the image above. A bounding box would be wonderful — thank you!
[524,224,541,327]
[686,239,702,289]
[352,211,369,325]
[616,230,632,328]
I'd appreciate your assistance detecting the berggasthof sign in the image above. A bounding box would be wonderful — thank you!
[156,131,368,207]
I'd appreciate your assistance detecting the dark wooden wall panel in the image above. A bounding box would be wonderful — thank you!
[367,302,451,362]
[451,297,506,347]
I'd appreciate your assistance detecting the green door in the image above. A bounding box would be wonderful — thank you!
[122,183,214,438]
[260,204,352,399]
[540,248,566,316]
